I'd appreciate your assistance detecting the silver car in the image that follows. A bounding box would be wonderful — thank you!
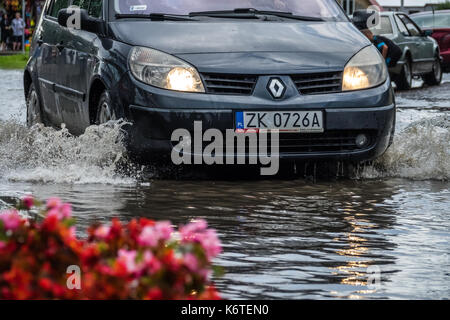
[370,12,442,90]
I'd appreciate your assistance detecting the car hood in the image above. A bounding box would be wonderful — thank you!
[110,20,369,73]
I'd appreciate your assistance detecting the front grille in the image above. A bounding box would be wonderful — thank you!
[202,73,257,95]
[173,130,375,155]
[273,130,375,154]
[292,71,342,95]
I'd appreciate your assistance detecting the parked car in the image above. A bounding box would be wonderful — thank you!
[368,12,442,90]
[411,10,450,72]
[24,0,396,163]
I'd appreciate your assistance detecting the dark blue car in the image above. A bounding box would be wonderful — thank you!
[25,0,395,162]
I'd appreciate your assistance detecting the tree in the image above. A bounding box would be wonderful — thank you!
[436,1,450,10]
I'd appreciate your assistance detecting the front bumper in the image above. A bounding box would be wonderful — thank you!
[117,72,396,162]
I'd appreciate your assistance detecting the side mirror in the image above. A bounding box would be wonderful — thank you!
[422,29,433,37]
[57,8,105,35]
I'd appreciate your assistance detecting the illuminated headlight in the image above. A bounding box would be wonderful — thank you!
[129,47,205,93]
[342,46,388,91]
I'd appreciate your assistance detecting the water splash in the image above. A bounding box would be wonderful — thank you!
[361,115,450,181]
[0,120,137,185]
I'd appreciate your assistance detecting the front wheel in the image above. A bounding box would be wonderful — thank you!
[422,56,442,86]
[95,91,117,124]
[26,83,43,127]
[395,59,412,90]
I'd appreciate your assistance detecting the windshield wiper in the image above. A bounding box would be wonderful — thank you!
[115,13,196,21]
[189,8,324,21]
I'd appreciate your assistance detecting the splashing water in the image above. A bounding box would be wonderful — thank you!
[0,119,137,184]
[1,114,448,183]
[362,114,450,181]
[0,70,448,183]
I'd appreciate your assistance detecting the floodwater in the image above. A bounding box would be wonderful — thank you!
[0,70,449,299]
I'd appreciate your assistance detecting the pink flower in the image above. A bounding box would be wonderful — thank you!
[94,225,110,240]
[199,229,222,260]
[0,241,6,250]
[180,219,208,238]
[143,250,162,274]
[0,210,22,231]
[45,202,72,221]
[138,226,158,247]
[46,198,62,210]
[60,203,72,219]
[180,220,222,260]
[23,196,34,210]
[117,249,139,274]
[46,208,60,219]
[138,221,174,247]
[154,221,174,241]
[184,253,199,272]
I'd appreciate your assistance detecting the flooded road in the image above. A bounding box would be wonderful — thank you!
[0,70,449,299]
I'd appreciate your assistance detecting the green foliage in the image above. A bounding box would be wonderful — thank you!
[436,1,450,10]
[0,53,28,70]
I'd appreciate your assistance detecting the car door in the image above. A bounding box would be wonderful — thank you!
[408,16,435,73]
[398,14,430,74]
[56,0,101,134]
[35,0,68,127]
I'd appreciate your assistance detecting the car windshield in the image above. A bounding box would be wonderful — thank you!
[113,0,347,21]
[412,13,450,28]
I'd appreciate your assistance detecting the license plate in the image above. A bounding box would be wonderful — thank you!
[235,111,324,133]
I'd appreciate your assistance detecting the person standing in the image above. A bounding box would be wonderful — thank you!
[11,12,25,51]
[0,12,11,51]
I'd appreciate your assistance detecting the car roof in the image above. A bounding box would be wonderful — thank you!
[352,10,402,18]
[410,10,450,17]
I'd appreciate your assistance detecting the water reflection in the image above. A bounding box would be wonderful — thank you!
[0,178,448,299]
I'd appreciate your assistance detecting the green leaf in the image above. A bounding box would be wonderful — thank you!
[63,218,76,228]
[212,265,225,278]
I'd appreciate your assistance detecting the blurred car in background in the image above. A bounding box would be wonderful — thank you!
[369,12,442,90]
[411,10,450,72]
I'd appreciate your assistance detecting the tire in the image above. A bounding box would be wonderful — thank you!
[395,59,412,90]
[26,83,44,127]
[422,55,442,86]
[95,91,117,124]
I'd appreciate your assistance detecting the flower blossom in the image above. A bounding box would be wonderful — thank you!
[94,225,110,240]
[0,197,223,300]
[138,221,174,247]
[183,253,199,272]
[45,199,72,221]
[180,220,222,260]
[23,196,34,210]
[0,210,22,231]
[117,249,140,274]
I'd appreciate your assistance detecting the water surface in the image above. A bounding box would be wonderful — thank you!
[0,70,448,299]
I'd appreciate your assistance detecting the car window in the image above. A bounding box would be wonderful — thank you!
[412,15,434,28]
[49,0,70,18]
[71,0,102,18]
[71,0,89,10]
[88,0,103,18]
[370,16,393,35]
[394,15,409,35]
[399,14,421,36]
[412,14,450,28]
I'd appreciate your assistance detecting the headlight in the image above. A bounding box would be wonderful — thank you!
[342,46,388,91]
[129,47,205,93]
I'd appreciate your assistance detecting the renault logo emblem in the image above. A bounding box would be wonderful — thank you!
[267,78,286,99]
